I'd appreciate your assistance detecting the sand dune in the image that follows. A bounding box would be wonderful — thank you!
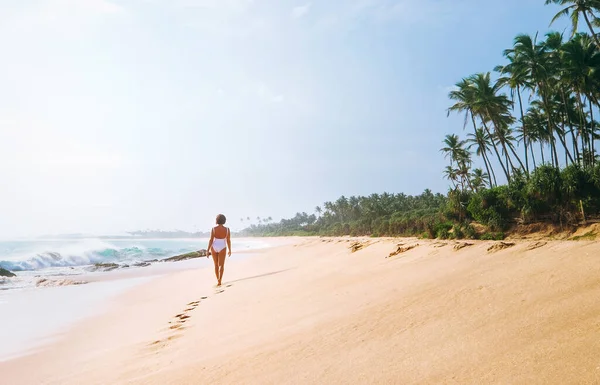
[3,237,600,384]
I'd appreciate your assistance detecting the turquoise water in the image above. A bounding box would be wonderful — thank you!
[0,238,270,291]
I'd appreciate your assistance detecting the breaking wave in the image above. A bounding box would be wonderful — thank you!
[0,239,197,272]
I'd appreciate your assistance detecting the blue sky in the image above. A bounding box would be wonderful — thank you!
[0,0,571,237]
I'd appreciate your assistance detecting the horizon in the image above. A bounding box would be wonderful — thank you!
[0,0,571,238]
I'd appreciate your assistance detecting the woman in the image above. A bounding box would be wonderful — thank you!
[206,214,231,287]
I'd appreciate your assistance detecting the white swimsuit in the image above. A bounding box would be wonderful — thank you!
[211,227,229,253]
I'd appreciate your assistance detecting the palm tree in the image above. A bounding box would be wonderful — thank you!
[469,72,526,176]
[561,32,600,166]
[443,166,459,189]
[440,134,468,166]
[448,77,511,181]
[496,50,532,173]
[441,134,473,190]
[467,128,496,187]
[470,168,489,191]
[510,33,562,168]
[546,0,600,49]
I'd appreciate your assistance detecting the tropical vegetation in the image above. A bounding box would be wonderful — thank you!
[240,1,600,240]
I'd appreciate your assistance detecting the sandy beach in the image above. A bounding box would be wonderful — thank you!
[2,236,600,384]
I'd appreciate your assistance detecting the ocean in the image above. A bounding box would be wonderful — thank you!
[0,237,270,291]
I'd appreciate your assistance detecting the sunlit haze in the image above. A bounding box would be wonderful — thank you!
[0,0,568,237]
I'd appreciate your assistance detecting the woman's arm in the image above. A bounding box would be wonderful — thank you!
[207,227,214,256]
[227,227,232,256]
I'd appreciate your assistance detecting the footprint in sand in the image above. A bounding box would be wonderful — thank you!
[147,334,183,351]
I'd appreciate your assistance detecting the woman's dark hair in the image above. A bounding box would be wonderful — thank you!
[216,214,226,225]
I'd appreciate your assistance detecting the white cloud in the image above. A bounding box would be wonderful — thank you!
[292,3,311,19]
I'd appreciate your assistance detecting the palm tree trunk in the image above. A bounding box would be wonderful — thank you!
[583,11,600,50]
[516,86,529,174]
[589,97,596,166]
[508,142,526,173]
[481,119,511,181]
[469,112,495,185]
[577,93,588,166]
[561,88,580,163]
[552,136,560,168]
[539,83,560,168]
[555,127,575,165]
[481,151,494,188]
[540,141,546,165]
[530,142,537,169]
[485,151,498,187]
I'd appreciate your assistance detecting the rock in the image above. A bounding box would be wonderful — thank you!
[163,249,208,262]
[132,262,151,268]
[91,263,120,272]
[36,278,88,287]
[0,267,16,277]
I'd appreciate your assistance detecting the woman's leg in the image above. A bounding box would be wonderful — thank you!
[217,248,227,285]
[211,249,220,283]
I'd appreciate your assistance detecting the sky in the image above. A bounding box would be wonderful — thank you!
[0,0,572,237]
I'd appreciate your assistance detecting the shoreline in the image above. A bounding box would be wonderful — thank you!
[3,236,600,384]
[0,237,291,362]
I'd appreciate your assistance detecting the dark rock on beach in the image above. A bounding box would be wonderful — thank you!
[162,249,208,262]
[132,261,152,268]
[91,263,120,272]
[36,278,88,287]
[0,267,16,277]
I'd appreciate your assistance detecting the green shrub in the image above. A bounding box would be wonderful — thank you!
[480,232,505,240]
[467,188,511,231]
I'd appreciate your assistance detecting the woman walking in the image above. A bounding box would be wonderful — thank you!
[207,214,231,287]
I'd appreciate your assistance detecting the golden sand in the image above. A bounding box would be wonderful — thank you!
[3,236,600,384]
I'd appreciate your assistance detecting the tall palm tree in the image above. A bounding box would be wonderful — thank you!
[496,51,532,173]
[448,76,512,181]
[544,31,578,166]
[561,32,600,166]
[546,0,600,49]
[510,33,562,167]
[467,128,496,187]
[469,72,526,175]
